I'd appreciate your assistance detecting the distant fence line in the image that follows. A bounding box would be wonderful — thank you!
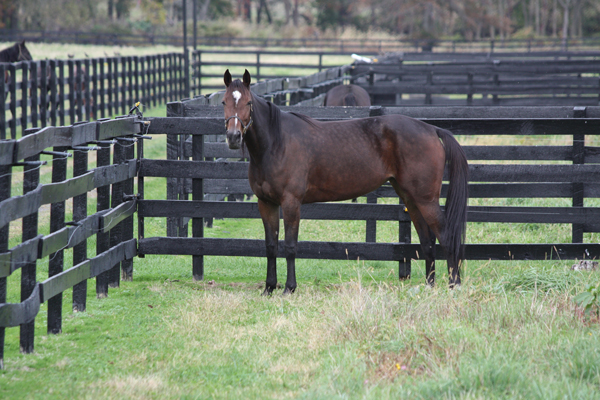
[4,48,600,139]
[0,53,186,140]
[4,28,600,53]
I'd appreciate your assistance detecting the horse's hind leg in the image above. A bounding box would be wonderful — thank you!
[412,201,462,288]
[404,201,439,286]
[258,199,280,295]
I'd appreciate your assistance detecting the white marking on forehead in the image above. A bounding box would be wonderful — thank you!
[232,90,241,106]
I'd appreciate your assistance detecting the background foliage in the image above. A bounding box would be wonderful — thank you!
[2,0,600,41]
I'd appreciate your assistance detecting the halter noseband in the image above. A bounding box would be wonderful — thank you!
[224,101,253,136]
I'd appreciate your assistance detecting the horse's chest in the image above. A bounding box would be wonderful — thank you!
[249,167,282,203]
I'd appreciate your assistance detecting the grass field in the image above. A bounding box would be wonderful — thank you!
[1,45,600,398]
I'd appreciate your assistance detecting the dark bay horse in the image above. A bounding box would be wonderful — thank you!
[323,84,371,107]
[0,41,32,63]
[1,41,33,98]
[223,69,469,294]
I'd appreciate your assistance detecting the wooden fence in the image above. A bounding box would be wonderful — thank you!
[0,53,185,140]
[0,116,143,369]
[5,28,600,53]
[352,56,600,106]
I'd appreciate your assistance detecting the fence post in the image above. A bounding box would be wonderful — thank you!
[0,64,5,139]
[572,106,586,244]
[256,52,261,82]
[68,60,75,124]
[72,138,88,312]
[466,73,473,106]
[192,134,204,281]
[366,193,377,243]
[184,48,190,100]
[84,59,91,121]
[20,127,40,354]
[96,124,111,298]
[76,60,83,122]
[40,60,48,128]
[8,64,16,139]
[47,145,68,333]
[398,200,411,280]
[58,60,65,126]
[425,71,433,105]
[30,61,38,129]
[108,138,125,288]
[121,136,135,281]
[20,63,28,133]
[121,57,127,115]
[197,50,202,95]
[0,155,11,369]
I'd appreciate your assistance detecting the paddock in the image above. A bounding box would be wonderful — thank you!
[2,83,600,368]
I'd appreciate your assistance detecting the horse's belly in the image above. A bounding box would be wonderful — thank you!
[304,168,388,203]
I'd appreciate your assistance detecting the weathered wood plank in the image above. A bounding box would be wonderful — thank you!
[0,284,40,328]
[138,237,600,261]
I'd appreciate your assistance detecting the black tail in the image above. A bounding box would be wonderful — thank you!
[436,128,469,265]
[343,93,357,106]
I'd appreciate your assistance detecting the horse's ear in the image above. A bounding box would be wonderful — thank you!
[20,40,25,46]
[243,69,251,88]
[224,69,232,87]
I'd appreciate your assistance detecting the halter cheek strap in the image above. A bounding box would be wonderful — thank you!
[224,102,254,136]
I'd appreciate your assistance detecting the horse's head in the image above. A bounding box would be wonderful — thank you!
[17,41,32,61]
[223,69,253,149]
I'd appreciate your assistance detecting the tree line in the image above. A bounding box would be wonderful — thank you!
[2,0,599,41]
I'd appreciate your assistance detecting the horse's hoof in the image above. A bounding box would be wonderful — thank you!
[262,287,274,296]
[282,287,296,295]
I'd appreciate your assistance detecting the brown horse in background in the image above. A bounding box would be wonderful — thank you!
[324,84,371,107]
[1,41,33,98]
[223,69,468,295]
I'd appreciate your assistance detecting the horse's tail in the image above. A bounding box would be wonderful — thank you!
[436,128,469,263]
[343,93,357,106]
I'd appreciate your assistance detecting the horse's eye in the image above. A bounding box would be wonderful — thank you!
[247,101,252,106]
[221,101,225,106]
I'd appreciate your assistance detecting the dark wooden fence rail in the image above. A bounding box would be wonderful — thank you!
[0,53,185,140]
[5,28,600,53]
[139,104,600,285]
[352,57,600,106]
[0,116,143,369]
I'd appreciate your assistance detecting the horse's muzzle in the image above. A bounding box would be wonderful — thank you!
[226,129,242,149]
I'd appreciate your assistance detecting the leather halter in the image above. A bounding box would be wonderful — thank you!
[224,101,253,136]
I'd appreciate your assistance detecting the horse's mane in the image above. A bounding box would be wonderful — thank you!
[288,111,320,129]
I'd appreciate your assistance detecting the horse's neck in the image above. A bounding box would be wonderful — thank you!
[245,95,281,161]
[0,48,10,62]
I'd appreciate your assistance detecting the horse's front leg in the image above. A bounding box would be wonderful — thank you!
[258,199,280,295]
[281,200,301,294]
